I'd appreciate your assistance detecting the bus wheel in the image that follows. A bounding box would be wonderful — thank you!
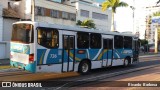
[78,60,90,74]
[124,58,129,66]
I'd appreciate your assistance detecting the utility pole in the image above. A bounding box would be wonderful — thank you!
[31,0,35,21]
[155,28,158,53]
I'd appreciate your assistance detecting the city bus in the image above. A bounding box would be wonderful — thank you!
[10,21,140,74]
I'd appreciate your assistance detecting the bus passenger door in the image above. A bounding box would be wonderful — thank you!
[102,36,113,67]
[62,35,75,72]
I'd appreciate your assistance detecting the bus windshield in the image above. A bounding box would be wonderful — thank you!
[11,24,34,43]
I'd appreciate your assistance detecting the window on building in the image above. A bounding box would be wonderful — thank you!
[35,6,45,16]
[62,11,69,19]
[45,8,51,16]
[51,10,59,18]
[69,13,76,21]
[80,9,89,17]
[114,35,123,49]
[92,12,108,20]
[77,32,89,49]
[90,33,101,49]
[124,36,132,49]
[37,27,59,48]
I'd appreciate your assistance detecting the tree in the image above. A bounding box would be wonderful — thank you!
[76,20,82,26]
[157,0,160,4]
[102,0,128,31]
[153,11,160,16]
[76,19,96,29]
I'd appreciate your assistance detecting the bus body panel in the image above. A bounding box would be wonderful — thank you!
[10,21,139,73]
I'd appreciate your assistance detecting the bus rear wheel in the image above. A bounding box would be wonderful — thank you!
[78,60,90,74]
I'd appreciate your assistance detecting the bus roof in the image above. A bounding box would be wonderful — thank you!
[13,21,136,37]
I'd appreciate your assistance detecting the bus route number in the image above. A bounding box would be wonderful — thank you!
[50,54,57,58]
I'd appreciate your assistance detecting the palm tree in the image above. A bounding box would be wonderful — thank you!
[157,0,160,4]
[153,11,160,16]
[102,0,128,31]
[76,19,96,29]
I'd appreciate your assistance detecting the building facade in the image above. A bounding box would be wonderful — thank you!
[145,6,160,44]
[14,0,76,26]
[0,0,20,59]
[64,0,111,31]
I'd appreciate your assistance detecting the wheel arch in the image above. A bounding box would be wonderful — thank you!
[125,56,131,64]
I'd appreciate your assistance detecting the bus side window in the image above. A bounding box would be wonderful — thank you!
[37,27,59,48]
[90,33,102,49]
[114,35,123,49]
[77,32,89,49]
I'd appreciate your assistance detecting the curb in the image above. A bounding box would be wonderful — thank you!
[139,54,160,58]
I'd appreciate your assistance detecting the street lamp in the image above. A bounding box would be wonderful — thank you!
[130,6,135,34]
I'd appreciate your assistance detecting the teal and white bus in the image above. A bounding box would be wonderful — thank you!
[10,21,140,74]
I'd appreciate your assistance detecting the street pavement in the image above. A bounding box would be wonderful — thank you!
[69,63,160,90]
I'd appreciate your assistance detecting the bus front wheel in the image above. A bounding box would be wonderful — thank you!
[124,58,129,66]
[78,60,91,74]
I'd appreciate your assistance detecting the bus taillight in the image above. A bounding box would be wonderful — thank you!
[29,54,34,63]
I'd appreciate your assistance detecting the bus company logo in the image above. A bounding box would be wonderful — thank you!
[122,50,132,54]
[2,82,11,87]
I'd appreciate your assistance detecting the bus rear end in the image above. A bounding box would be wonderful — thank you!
[10,22,36,73]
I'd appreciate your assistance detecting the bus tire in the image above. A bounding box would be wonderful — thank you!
[124,58,129,66]
[78,60,91,75]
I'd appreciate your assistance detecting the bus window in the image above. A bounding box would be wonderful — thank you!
[11,24,34,43]
[77,32,89,49]
[90,33,102,49]
[124,36,132,49]
[37,27,59,48]
[114,35,123,49]
[103,39,113,49]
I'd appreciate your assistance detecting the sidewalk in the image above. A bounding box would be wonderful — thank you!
[139,52,160,56]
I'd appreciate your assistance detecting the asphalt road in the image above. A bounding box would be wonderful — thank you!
[37,55,160,90]
[69,62,160,90]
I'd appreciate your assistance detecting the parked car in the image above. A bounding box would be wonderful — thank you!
[149,45,155,52]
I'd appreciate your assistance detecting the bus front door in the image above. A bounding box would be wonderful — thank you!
[62,35,75,72]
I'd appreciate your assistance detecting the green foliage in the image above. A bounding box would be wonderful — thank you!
[158,28,160,43]
[153,11,160,16]
[140,39,148,46]
[76,19,96,29]
[102,0,128,13]
[76,20,82,25]
[157,0,160,4]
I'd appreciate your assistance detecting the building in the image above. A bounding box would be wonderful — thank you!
[0,0,111,59]
[64,0,111,31]
[13,0,76,26]
[145,6,160,44]
[0,0,20,59]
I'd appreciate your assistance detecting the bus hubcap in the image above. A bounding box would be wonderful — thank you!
[125,60,128,66]
[82,63,88,73]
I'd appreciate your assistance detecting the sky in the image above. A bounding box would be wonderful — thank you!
[114,0,158,36]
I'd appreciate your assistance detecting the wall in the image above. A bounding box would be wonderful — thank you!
[0,4,3,41]
[35,0,76,26]
[3,18,18,41]
[0,42,10,59]
[76,1,112,31]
